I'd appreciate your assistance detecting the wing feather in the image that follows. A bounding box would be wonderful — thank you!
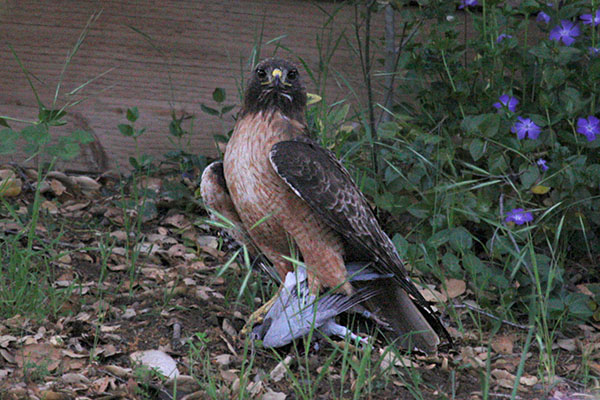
[269,137,450,342]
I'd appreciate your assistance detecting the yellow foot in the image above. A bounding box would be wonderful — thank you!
[241,292,279,336]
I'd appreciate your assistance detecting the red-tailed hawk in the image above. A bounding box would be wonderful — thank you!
[201,58,450,352]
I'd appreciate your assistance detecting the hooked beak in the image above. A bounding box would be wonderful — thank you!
[271,68,284,86]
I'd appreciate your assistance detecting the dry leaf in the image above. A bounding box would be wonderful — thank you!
[0,170,22,197]
[91,376,113,393]
[262,390,287,400]
[1,349,15,363]
[104,365,132,378]
[38,390,68,400]
[519,375,538,386]
[557,338,576,352]
[214,354,233,367]
[16,343,62,371]
[41,200,59,214]
[0,335,17,348]
[222,319,237,337]
[61,372,90,384]
[164,214,190,229]
[444,279,466,299]
[50,179,66,196]
[220,369,238,383]
[589,361,600,376]
[166,374,201,393]
[270,355,293,382]
[247,381,263,396]
[491,369,514,380]
[73,175,101,191]
[63,201,90,212]
[380,350,418,369]
[418,285,447,303]
[491,335,514,355]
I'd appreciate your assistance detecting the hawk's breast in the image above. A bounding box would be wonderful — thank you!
[223,111,302,253]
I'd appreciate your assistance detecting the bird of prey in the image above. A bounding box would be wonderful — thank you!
[201,58,450,352]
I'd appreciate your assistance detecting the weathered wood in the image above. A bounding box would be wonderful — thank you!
[0,1,545,173]
[0,0,382,172]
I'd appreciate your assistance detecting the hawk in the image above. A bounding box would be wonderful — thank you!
[201,58,450,352]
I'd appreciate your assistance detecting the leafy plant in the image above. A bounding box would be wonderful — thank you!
[335,0,600,329]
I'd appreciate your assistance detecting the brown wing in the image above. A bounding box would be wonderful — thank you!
[269,137,451,343]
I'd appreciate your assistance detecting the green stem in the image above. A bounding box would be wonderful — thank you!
[441,50,466,119]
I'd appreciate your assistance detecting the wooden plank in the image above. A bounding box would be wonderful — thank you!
[1,0,382,172]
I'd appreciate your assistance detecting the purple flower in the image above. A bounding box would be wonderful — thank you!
[459,0,478,9]
[589,47,600,57]
[496,34,513,43]
[580,10,600,26]
[505,209,534,225]
[549,20,581,46]
[493,94,519,112]
[511,117,542,140]
[537,11,551,24]
[537,158,549,172]
[576,116,600,141]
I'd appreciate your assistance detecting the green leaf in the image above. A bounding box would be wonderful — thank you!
[134,127,147,138]
[70,130,95,144]
[220,104,236,115]
[463,253,487,276]
[407,204,429,219]
[528,43,552,60]
[138,153,154,167]
[442,252,461,276]
[520,165,539,188]
[47,138,80,160]
[118,124,134,137]
[126,107,139,122]
[461,113,499,137]
[488,153,508,174]
[0,117,10,128]
[38,107,67,126]
[480,113,500,137]
[427,229,451,249]
[212,88,226,103]
[449,227,472,252]
[129,156,139,169]
[21,124,50,145]
[169,119,184,138]
[556,46,581,65]
[201,104,220,116]
[469,139,485,161]
[0,129,17,154]
[392,233,409,256]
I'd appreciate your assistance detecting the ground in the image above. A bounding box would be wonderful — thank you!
[0,166,597,399]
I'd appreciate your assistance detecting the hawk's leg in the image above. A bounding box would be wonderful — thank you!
[321,320,369,345]
[241,285,282,336]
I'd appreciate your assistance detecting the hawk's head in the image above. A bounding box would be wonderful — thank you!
[241,58,307,120]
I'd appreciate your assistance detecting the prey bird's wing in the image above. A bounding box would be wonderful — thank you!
[254,264,384,348]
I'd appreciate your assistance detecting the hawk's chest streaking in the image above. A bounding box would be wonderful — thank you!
[223,109,349,289]
[224,110,299,234]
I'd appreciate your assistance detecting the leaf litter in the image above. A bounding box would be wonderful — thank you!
[0,165,598,399]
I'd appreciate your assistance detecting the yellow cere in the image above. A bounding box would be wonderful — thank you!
[272,68,283,79]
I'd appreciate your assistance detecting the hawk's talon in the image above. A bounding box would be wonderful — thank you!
[241,291,279,336]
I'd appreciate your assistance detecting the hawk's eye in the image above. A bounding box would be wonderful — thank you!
[287,69,298,81]
[256,68,267,80]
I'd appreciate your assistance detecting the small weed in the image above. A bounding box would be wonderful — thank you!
[23,360,51,384]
